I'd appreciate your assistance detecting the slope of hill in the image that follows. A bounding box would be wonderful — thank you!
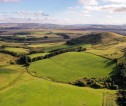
[0,73,116,106]
[29,52,116,83]
[67,32,125,45]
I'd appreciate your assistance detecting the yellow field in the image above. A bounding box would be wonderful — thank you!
[103,93,118,106]
[27,42,65,48]
[87,42,126,59]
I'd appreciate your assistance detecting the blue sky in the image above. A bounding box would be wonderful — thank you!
[0,0,126,24]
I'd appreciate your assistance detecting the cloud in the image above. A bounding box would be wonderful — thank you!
[99,4,126,12]
[78,0,126,13]
[13,11,49,17]
[105,0,126,4]
[84,4,126,13]
[0,16,70,24]
[79,0,98,6]
[0,0,19,2]
[78,1,126,13]
[0,10,52,23]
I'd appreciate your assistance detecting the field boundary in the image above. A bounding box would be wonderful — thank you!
[86,51,113,60]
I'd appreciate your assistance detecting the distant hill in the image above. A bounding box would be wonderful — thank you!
[0,23,126,30]
[66,32,126,45]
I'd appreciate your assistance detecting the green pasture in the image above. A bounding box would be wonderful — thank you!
[29,52,116,83]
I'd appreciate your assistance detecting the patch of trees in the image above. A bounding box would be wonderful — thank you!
[56,33,70,39]
[32,47,86,62]
[117,90,126,106]
[32,55,44,62]
[66,33,103,45]
[112,62,126,88]
[71,77,119,90]
[17,55,31,66]
[43,36,48,39]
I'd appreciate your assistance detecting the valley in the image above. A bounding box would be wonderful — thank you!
[0,27,126,106]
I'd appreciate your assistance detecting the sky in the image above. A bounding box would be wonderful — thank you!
[0,0,126,25]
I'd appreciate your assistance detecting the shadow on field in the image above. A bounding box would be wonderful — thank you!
[0,68,16,74]
[109,66,118,76]
[105,60,115,67]
[104,60,118,76]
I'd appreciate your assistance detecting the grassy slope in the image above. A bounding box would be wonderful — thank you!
[0,53,14,65]
[87,42,126,59]
[103,93,117,106]
[0,65,26,89]
[0,52,117,106]
[29,52,116,83]
[0,74,116,106]
[0,53,26,89]
[5,47,29,54]
[27,42,65,48]
[0,41,24,47]
[0,32,121,106]
[29,53,49,58]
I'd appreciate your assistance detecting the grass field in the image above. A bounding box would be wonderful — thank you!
[0,53,14,65]
[29,53,49,58]
[0,65,26,90]
[30,31,61,38]
[103,93,118,106]
[29,52,116,83]
[31,31,48,35]
[27,42,65,48]
[27,42,70,52]
[86,42,126,59]
[0,73,116,106]
[5,47,29,54]
[0,41,24,47]
[0,31,122,106]
[0,53,26,89]
[0,53,117,106]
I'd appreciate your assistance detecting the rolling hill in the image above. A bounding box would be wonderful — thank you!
[0,73,116,106]
[67,32,125,45]
[29,52,116,83]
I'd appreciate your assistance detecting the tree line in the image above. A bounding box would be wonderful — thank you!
[17,47,86,66]
[71,77,119,90]
[0,49,21,57]
[31,47,86,62]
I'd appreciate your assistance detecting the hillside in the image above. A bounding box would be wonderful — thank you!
[67,32,125,45]
[29,52,116,83]
[0,30,121,106]
[0,73,116,106]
